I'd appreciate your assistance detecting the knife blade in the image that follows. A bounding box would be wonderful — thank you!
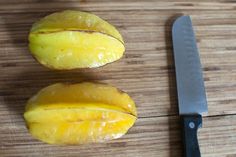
[172,16,208,157]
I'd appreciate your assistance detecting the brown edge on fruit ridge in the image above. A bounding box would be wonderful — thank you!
[31,29,124,45]
[60,81,128,97]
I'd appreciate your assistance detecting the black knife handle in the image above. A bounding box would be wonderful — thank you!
[181,114,202,157]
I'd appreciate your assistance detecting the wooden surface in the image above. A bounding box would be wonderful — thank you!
[0,0,236,156]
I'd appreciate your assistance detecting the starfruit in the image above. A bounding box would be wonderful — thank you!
[29,10,125,69]
[24,82,137,144]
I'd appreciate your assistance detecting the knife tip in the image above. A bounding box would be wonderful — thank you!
[172,15,191,33]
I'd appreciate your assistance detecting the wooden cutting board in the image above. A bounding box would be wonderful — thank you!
[1,0,236,156]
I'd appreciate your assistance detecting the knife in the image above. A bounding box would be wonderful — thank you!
[172,16,208,157]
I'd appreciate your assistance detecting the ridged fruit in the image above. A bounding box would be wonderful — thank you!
[24,82,137,144]
[29,10,125,69]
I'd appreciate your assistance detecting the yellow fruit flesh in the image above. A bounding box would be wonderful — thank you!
[24,82,137,145]
[29,119,134,144]
[29,31,124,69]
[29,10,125,69]
[25,106,136,144]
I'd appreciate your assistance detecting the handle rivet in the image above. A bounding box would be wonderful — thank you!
[189,122,195,129]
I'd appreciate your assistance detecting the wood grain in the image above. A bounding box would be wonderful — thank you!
[0,0,236,156]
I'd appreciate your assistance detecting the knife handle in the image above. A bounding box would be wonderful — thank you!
[181,114,202,157]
